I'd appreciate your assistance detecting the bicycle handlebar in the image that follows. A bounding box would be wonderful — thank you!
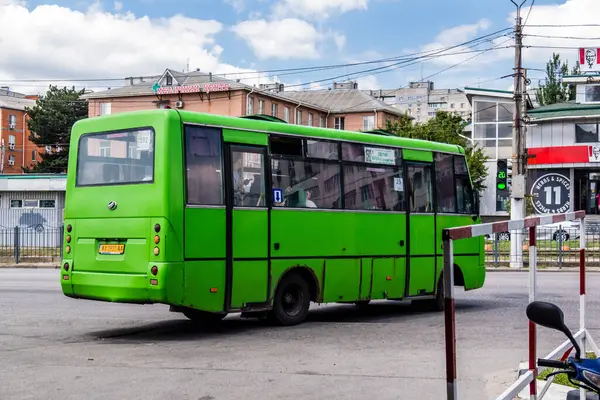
[538,358,569,370]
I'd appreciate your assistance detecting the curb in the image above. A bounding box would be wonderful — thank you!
[487,267,600,272]
[0,264,59,269]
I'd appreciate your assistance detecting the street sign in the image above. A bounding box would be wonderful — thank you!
[530,172,570,214]
[273,188,283,203]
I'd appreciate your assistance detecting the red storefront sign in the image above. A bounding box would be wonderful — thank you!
[528,145,600,164]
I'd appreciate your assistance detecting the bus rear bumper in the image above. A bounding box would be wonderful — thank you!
[60,262,183,305]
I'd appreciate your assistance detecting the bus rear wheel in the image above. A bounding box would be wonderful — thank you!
[182,308,227,325]
[268,272,310,326]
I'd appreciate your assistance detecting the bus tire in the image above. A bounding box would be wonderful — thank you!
[430,277,444,312]
[182,308,226,325]
[268,272,311,326]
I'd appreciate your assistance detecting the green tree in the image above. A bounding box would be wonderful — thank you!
[535,53,581,106]
[386,111,489,192]
[23,85,88,173]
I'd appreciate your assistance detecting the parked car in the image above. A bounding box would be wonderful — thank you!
[486,220,599,242]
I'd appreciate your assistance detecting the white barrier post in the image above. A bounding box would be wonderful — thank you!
[443,233,456,400]
[579,215,586,400]
[528,224,537,400]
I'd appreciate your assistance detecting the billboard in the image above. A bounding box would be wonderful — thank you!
[528,169,571,214]
[579,48,600,72]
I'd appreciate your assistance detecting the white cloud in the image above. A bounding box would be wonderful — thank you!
[273,0,369,20]
[0,2,276,94]
[232,18,324,59]
[114,1,123,11]
[355,74,380,90]
[224,0,245,13]
[518,0,600,71]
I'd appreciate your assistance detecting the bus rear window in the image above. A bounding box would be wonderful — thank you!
[76,128,155,187]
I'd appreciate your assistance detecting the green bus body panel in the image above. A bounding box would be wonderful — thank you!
[223,129,268,146]
[61,109,484,312]
[182,260,226,312]
[185,208,226,259]
[403,149,434,163]
[408,215,436,295]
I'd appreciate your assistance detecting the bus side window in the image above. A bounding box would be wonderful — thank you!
[454,156,474,214]
[435,153,457,213]
[184,125,224,205]
[231,150,265,208]
[407,164,433,213]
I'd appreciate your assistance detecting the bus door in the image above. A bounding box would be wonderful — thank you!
[405,161,436,297]
[224,143,270,311]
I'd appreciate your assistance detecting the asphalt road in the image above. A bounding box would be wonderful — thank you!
[1,269,599,400]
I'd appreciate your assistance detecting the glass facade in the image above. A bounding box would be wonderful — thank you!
[472,100,513,160]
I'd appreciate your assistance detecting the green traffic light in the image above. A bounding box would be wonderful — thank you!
[497,182,506,190]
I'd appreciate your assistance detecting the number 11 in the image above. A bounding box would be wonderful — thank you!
[544,186,561,205]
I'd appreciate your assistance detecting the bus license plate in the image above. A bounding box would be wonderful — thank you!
[99,244,125,255]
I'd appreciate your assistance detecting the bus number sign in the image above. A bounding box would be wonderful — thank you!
[365,147,396,165]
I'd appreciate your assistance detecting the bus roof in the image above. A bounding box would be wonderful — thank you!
[73,109,465,155]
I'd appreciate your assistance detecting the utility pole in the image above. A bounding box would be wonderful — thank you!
[510,0,527,268]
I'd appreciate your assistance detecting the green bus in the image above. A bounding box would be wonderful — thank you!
[60,109,485,326]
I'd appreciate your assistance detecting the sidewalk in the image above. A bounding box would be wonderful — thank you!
[0,263,60,269]
[486,266,600,272]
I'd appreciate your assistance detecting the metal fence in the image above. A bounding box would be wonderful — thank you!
[0,208,64,264]
[485,225,600,268]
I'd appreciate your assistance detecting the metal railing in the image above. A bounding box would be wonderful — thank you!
[485,224,600,268]
[0,225,64,264]
[442,211,599,400]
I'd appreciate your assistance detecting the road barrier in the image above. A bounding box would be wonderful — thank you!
[442,210,600,400]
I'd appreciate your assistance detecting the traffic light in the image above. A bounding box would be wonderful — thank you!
[496,159,508,192]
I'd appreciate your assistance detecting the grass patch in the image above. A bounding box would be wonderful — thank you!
[537,352,597,388]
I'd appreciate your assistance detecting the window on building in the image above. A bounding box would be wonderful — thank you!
[271,103,278,117]
[247,97,254,115]
[334,117,345,130]
[8,155,15,166]
[8,135,15,150]
[460,103,465,108]
[363,115,375,131]
[23,199,37,208]
[284,107,290,122]
[296,110,302,125]
[308,113,313,127]
[99,102,112,116]
[406,164,433,213]
[31,150,37,162]
[39,200,56,208]
[231,148,265,208]
[583,85,600,103]
[185,125,223,205]
[271,159,341,209]
[166,75,173,86]
[450,103,455,109]
[258,99,265,114]
[10,200,22,208]
[320,116,326,128]
[435,153,456,213]
[575,123,598,143]
[8,114,16,129]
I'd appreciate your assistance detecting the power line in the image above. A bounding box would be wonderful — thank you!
[0,28,514,87]
[524,33,600,40]
[525,24,600,28]
[523,0,535,27]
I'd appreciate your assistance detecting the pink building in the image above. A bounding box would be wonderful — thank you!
[82,69,405,131]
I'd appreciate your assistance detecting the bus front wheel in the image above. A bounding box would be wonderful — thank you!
[268,272,311,326]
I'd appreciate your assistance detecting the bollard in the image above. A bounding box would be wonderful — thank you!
[494,233,499,268]
[13,225,19,264]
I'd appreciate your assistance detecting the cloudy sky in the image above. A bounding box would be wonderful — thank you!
[0,0,598,95]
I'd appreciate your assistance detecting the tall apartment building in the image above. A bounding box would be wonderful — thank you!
[365,81,471,124]
[0,88,40,173]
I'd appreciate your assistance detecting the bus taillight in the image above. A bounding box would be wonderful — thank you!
[151,266,158,275]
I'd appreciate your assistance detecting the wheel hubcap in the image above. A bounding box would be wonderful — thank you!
[281,284,303,316]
